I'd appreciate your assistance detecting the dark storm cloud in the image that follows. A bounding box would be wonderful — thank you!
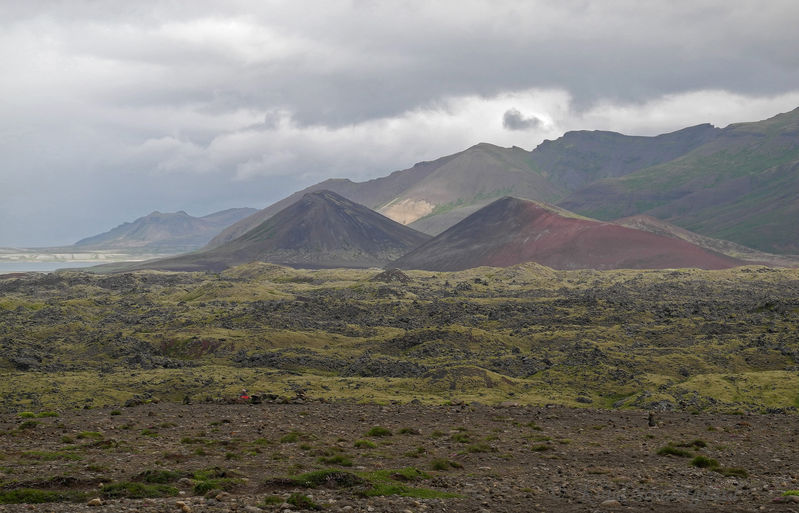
[1,1,799,246]
[503,109,543,131]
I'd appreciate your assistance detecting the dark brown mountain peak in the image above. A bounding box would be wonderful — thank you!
[132,190,431,271]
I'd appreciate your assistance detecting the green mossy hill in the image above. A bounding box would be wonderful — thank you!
[561,107,799,254]
[1,263,798,412]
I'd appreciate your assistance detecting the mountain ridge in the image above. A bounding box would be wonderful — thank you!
[560,107,799,253]
[74,207,257,252]
[210,122,720,246]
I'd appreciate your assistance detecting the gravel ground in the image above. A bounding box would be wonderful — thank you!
[1,402,798,512]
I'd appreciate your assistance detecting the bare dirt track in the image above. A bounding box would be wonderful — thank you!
[1,402,798,513]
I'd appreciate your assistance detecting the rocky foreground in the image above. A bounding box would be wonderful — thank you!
[1,402,798,512]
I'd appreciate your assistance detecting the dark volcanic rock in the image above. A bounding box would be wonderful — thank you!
[371,268,411,283]
[342,352,428,378]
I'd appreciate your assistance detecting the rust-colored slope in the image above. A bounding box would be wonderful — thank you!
[394,197,742,271]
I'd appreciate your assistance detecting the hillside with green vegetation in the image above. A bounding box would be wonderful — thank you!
[561,107,799,253]
[1,263,797,413]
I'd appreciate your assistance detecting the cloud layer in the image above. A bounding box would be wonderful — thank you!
[2,1,799,245]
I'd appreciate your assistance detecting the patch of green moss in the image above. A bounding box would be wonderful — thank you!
[0,488,85,504]
[100,482,178,499]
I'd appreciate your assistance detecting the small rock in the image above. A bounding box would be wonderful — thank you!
[87,498,103,507]
[786,495,799,503]
[243,507,263,513]
[176,500,192,513]
[600,499,622,509]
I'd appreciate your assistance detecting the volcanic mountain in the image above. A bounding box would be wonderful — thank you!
[74,208,256,252]
[130,191,431,272]
[393,197,742,271]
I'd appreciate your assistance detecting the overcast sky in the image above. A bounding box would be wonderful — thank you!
[2,1,799,246]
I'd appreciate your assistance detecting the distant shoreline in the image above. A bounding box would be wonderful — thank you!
[0,250,178,273]
[0,261,100,273]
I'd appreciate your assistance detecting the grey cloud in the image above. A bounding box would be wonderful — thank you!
[2,1,799,246]
[6,1,799,126]
[503,109,542,131]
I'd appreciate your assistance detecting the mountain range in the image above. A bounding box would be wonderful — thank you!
[75,108,799,272]
[117,191,750,273]
[210,108,799,257]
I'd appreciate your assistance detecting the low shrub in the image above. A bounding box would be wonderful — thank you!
[287,492,321,510]
[678,439,707,449]
[716,467,748,478]
[465,443,494,453]
[690,455,719,469]
[430,458,462,471]
[285,469,366,488]
[260,495,283,506]
[76,431,103,440]
[450,433,471,443]
[656,445,692,458]
[193,478,242,495]
[366,426,392,437]
[279,432,301,443]
[136,469,183,484]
